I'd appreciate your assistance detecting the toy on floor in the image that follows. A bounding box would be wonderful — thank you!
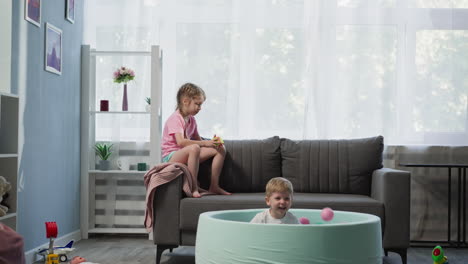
[0,175,12,217]
[213,134,224,147]
[321,207,334,221]
[45,222,60,264]
[37,222,74,263]
[37,240,74,262]
[432,245,448,264]
[299,217,310,224]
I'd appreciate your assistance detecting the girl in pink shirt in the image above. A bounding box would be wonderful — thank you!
[161,83,231,197]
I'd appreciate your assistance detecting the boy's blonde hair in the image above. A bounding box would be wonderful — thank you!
[265,177,294,197]
[176,82,206,110]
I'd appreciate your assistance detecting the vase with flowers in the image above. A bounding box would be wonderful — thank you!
[113,66,135,111]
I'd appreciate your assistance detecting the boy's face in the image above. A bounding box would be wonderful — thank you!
[265,191,292,219]
[183,96,204,116]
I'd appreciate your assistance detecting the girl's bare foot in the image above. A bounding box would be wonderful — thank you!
[192,191,201,198]
[209,186,232,195]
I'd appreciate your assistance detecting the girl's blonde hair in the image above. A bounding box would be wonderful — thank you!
[176,83,206,110]
[265,177,294,197]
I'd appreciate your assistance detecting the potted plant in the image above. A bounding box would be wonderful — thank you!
[145,97,151,112]
[94,143,113,170]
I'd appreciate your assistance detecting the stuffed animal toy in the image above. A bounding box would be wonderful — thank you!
[0,176,12,217]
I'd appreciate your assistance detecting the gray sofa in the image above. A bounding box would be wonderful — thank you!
[152,136,411,264]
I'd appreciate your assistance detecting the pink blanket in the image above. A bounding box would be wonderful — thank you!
[144,162,203,232]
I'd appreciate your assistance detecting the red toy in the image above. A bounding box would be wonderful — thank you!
[44,222,60,264]
[45,222,58,254]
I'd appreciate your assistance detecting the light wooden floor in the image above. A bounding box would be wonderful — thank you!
[68,235,468,264]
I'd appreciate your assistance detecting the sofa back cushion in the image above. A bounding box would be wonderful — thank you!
[280,136,383,195]
[199,136,282,193]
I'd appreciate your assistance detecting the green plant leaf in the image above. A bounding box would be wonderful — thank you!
[94,143,113,160]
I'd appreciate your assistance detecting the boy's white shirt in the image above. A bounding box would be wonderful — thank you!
[250,209,299,224]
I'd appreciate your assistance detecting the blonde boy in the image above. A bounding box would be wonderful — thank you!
[250,177,299,224]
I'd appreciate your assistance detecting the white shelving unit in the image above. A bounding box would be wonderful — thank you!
[0,92,19,231]
[80,45,162,238]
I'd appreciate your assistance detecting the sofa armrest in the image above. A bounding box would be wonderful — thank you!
[371,168,411,249]
[153,175,183,245]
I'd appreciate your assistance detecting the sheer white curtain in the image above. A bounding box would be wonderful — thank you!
[84,0,468,145]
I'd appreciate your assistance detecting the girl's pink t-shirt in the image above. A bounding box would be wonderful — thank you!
[161,110,199,158]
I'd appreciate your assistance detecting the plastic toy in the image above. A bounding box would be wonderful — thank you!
[432,245,448,264]
[213,135,224,147]
[299,217,310,224]
[37,222,74,263]
[45,222,59,264]
[321,207,334,221]
[37,240,74,260]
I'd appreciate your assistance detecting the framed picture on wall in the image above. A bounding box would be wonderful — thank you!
[45,23,62,75]
[25,0,41,27]
[66,0,75,23]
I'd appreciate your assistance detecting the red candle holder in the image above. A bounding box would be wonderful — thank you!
[100,100,109,111]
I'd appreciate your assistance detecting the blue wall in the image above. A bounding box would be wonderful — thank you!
[11,1,83,251]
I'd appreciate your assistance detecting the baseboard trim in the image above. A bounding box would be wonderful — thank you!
[25,230,81,264]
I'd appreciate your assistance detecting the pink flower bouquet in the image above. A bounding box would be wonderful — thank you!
[113,66,135,83]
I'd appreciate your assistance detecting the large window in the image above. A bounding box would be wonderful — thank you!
[84,0,468,145]
[412,31,468,136]
[334,2,468,144]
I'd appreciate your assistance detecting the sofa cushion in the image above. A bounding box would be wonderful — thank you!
[199,136,282,193]
[280,136,383,195]
[179,193,384,231]
[292,193,384,220]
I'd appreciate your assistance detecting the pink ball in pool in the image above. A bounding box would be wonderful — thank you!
[321,207,334,221]
[299,217,310,224]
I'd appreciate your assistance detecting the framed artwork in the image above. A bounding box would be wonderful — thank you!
[25,0,41,27]
[66,0,75,23]
[45,23,62,75]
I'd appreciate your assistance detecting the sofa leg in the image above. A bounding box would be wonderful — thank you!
[384,248,407,264]
[398,249,407,264]
[156,245,175,264]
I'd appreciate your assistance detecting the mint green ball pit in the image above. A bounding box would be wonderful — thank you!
[195,209,382,264]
